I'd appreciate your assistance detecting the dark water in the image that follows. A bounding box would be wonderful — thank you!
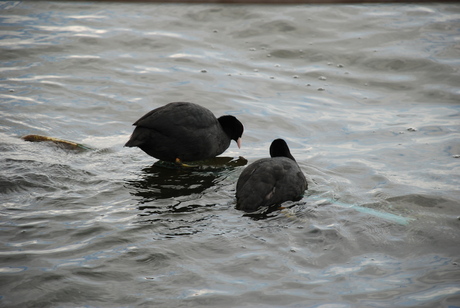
[1,2,460,307]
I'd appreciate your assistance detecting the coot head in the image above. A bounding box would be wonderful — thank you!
[269,138,296,161]
[218,115,244,148]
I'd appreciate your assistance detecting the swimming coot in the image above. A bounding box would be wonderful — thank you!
[125,102,244,163]
[236,139,307,212]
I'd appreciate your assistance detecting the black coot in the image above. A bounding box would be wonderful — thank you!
[125,102,244,163]
[236,139,307,212]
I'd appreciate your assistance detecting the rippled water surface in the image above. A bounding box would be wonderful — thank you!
[1,1,460,307]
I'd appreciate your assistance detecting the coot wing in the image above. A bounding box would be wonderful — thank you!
[133,102,218,132]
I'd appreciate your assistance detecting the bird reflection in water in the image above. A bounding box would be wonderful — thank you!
[127,156,247,213]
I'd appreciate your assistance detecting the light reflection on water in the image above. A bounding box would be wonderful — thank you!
[1,1,460,307]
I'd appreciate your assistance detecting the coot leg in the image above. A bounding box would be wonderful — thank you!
[175,158,198,168]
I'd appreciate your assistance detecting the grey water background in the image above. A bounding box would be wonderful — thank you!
[1,1,460,307]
